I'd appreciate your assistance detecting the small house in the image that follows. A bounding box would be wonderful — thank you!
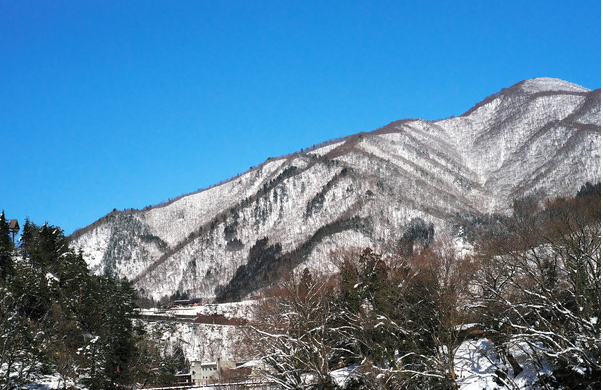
[190,359,236,384]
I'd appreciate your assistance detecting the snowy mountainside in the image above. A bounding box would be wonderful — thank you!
[144,319,247,364]
[70,77,601,301]
[139,301,254,363]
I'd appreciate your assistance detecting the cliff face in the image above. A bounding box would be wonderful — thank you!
[70,78,601,301]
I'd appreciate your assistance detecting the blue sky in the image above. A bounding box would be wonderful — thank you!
[1,0,600,235]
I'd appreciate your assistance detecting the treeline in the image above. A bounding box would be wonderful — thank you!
[0,215,185,389]
[248,185,601,389]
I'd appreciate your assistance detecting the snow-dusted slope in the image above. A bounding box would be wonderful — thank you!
[70,78,601,301]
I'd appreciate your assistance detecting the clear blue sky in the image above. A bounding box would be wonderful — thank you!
[1,0,600,235]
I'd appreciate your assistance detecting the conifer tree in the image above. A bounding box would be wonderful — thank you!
[0,215,150,389]
[0,211,12,279]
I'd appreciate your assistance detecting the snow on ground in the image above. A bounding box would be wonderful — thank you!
[330,364,361,388]
[139,299,255,319]
[455,339,502,389]
[18,373,79,390]
[455,338,548,390]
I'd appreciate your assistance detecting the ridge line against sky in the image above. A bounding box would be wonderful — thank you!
[1,0,600,235]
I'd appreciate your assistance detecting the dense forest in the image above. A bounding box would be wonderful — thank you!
[249,184,601,389]
[0,215,185,390]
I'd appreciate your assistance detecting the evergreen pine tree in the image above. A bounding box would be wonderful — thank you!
[19,217,35,259]
[0,216,154,389]
[0,211,12,279]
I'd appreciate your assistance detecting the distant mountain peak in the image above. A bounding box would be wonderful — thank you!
[461,77,592,118]
[510,77,590,94]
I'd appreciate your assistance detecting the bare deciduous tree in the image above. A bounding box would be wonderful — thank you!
[475,193,600,388]
[248,269,352,389]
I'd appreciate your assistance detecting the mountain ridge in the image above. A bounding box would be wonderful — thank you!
[70,78,601,302]
[68,77,595,239]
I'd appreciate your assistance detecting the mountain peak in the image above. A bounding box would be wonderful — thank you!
[461,77,592,117]
[509,77,590,94]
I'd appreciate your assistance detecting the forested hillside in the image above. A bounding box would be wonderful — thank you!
[248,185,600,389]
[0,214,185,389]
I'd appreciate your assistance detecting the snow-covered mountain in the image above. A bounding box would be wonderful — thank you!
[70,78,601,301]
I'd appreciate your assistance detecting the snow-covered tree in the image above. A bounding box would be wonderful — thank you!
[0,217,157,389]
[249,269,351,389]
[475,191,601,388]
[338,245,476,389]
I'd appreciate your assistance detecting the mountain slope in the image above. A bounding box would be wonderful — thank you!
[70,78,601,301]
